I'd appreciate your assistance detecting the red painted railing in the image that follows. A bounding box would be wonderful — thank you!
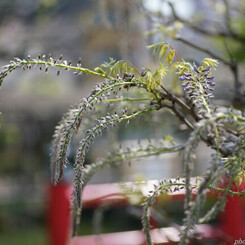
[47,179,245,245]
[47,183,71,245]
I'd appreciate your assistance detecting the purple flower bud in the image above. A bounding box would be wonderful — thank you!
[202,65,211,72]
[210,82,215,86]
[184,85,194,92]
[193,65,199,73]
[207,76,214,81]
[141,69,147,77]
[182,81,189,87]
[183,72,191,77]
[179,75,186,81]
[204,71,210,77]
[185,77,194,81]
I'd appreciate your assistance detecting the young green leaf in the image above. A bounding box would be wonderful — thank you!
[202,58,218,68]
[166,50,176,66]
[159,44,169,60]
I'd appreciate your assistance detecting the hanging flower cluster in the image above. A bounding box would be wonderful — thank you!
[178,59,218,118]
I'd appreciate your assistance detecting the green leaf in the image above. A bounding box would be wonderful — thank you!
[166,50,175,66]
[147,44,156,50]
[202,58,218,68]
[109,57,116,65]
[94,67,106,74]
[145,71,156,91]
[175,61,192,74]
[159,64,168,78]
[159,44,169,60]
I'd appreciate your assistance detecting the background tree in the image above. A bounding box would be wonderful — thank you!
[136,0,245,106]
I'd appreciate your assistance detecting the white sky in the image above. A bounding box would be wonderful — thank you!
[144,0,195,19]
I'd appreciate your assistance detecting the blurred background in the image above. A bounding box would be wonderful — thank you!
[0,0,244,244]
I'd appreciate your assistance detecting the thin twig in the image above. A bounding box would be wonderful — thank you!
[175,36,230,65]
[170,102,194,130]
[168,2,245,43]
[160,85,200,121]
[222,0,233,34]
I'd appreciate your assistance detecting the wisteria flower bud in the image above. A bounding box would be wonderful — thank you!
[141,69,147,77]
[182,81,189,87]
[193,65,199,73]
[202,65,211,72]
[179,75,186,81]
[207,76,214,81]
[183,72,191,77]
[185,77,194,81]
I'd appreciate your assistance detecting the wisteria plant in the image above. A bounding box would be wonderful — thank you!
[0,42,245,244]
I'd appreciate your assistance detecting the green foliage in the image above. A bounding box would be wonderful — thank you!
[147,42,176,65]
[156,23,183,39]
[0,226,45,245]
[201,58,219,69]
